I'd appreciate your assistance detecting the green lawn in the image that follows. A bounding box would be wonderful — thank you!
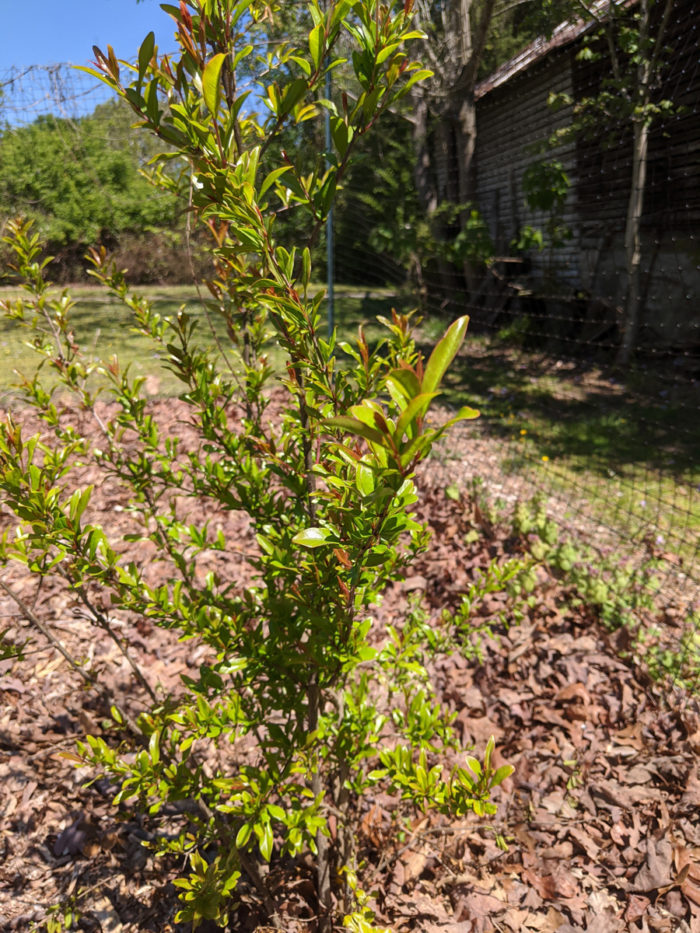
[0,284,400,399]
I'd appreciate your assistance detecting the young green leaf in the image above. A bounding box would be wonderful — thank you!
[395,391,438,441]
[324,415,385,446]
[309,23,324,70]
[386,368,421,403]
[292,527,332,548]
[202,53,226,115]
[138,32,156,81]
[490,764,514,789]
[422,315,470,395]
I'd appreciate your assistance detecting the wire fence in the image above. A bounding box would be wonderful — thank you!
[0,24,698,629]
[0,63,114,125]
[406,0,700,619]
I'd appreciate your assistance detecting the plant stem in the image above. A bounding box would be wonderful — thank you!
[308,672,333,933]
[0,576,95,686]
[238,849,282,930]
[0,575,145,738]
[65,576,157,702]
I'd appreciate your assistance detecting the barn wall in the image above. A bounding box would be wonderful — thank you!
[573,0,700,348]
[473,0,700,351]
[474,50,579,286]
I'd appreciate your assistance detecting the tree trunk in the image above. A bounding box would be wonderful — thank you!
[411,0,497,308]
[413,93,437,214]
[456,93,476,204]
[457,92,479,293]
[617,117,649,366]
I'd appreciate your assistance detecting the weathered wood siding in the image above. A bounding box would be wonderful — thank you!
[473,0,700,350]
[475,50,579,285]
[573,0,699,347]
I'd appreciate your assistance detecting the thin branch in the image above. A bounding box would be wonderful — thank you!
[64,574,157,703]
[573,0,624,84]
[463,0,498,91]
[0,576,95,687]
[647,0,674,83]
[0,574,145,739]
[238,849,283,930]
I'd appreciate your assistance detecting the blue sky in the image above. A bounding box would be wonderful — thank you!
[0,0,177,69]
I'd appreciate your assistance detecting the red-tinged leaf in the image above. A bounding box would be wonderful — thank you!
[358,325,369,367]
[333,547,352,568]
[58,752,85,765]
[92,45,108,69]
[179,0,192,30]
[422,315,469,395]
[372,410,392,436]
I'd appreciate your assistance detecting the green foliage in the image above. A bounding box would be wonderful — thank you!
[512,496,659,628]
[335,110,422,285]
[413,200,494,285]
[546,0,679,145]
[0,627,26,661]
[477,0,573,79]
[446,557,533,661]
[0,2,509,928]
[513,159,571,254]
[644,613,699,689]
[521,159,569,214]
[511,497,699,690]
[30,892,83,933]
[0,100,177,262]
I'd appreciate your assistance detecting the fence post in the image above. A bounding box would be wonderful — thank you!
[324,65,335,338]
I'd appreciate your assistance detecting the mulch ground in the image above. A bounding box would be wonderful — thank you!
[0,398,699,933]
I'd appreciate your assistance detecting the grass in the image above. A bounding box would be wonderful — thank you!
[0,283,400,400]
[1,282,698,570]
[439,336,700,566]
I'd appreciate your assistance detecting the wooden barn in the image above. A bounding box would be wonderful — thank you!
[473,0,700,353]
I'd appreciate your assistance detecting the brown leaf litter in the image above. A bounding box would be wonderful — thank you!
[0,398,698,932]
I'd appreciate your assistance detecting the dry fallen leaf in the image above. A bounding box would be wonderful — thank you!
[53,811,94,858]
[625,894,651,923]
[454,890,506,927]
[634,837,674,893]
